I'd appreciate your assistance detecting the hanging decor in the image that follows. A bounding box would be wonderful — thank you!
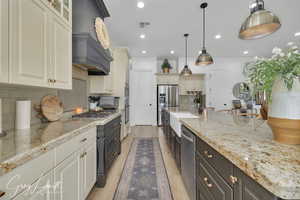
[239,0,281,40]
[95,17,111,49]
[181,34,192,76]
[195,3,213,66]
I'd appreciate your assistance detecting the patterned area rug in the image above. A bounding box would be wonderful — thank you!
[114,138,173,200]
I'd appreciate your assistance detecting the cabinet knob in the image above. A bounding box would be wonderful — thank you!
[230,175,238,184]
[80,138,87,143]
[203,177,213,188]
[0,191,5,197]
[204,150,213,158]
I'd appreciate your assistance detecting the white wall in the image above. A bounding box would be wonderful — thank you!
[129,57,157,126]
[129,56,252,125]
[178,57,252,110]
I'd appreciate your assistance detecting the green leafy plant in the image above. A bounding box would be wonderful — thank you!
[244,45,300,101]
[161,59,172,70]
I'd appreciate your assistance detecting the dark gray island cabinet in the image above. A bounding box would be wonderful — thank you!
[178,126,290,200]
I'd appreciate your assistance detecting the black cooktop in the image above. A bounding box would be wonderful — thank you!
[72,110,116,119]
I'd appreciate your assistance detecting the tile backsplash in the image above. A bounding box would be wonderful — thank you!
[0,85,58,131]
[0,79,88,131]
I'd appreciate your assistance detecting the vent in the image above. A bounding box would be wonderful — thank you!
[139,22,151,28]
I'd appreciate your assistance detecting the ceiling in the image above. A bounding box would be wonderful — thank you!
[104,0,300,58]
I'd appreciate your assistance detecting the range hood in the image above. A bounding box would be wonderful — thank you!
[72,0,113,75]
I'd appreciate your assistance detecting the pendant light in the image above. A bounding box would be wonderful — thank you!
[196,3,213,66]
[239,0,281,40]
[181,34,192,76]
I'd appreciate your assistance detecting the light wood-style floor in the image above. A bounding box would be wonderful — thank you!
[87,126,189,200]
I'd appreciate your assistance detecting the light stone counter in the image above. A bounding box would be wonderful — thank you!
[177,110,300,200]
[0,112,121,177]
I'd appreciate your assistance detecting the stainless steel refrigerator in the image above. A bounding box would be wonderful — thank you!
[157,84,179,126]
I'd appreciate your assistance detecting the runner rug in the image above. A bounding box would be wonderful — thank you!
[114,138,173,200]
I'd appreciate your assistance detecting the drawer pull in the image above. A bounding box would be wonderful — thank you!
[80,138,87,143]
[230,175,238,184]
[80,152,87,158]
[203,177,213,188]
[204,150,213,158]
[0,191,5,197]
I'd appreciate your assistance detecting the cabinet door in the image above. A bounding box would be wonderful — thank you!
[50,15,72,89]
[10,0,49,87]
[0,0,9,83]
[81,142,97,199]
[54,153,80,200]
[13,171,53,200]
[233,168,278,200]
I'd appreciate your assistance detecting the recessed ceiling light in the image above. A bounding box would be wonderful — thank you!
[295,32,300,37]
[140,34,146,39]
[287,42,294,46]
[170,50,175,54]
[215,34,222,39]
[142,50,147,54]
[137,1,145,8]
[243,51,249,55]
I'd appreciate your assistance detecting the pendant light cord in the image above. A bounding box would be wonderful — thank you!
[203,7,206,49]
[185,35,188,66]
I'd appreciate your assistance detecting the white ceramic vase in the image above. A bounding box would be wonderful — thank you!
[267,77,300,144]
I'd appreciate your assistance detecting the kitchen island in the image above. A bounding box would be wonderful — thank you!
[163,108,300,200]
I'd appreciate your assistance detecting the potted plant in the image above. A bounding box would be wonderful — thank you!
[161,59,172,73]
[245,45,300,144]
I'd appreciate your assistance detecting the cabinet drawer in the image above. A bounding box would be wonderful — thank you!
[0,150,55,200]
[197,154,233,200]
[55,127,96,165]
[196,137,234,186]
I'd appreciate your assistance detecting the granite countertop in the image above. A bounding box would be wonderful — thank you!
[0,112,121,177]
[176,110,300,200]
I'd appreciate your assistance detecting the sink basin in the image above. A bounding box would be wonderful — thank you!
[169,112,199,137]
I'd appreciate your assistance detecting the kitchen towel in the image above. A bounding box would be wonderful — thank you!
[16,100,31,130]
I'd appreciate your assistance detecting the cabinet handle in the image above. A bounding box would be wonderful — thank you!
[80,152,87,158]
[53,80,57,83]
[204,150,213,158]
[0,191,5,197]
[230,175,238,184]
[203,177,213,188]
[80,138,87,143]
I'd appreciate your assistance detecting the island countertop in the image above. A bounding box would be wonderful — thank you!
[177,110,300,200]
[0,112,121,177]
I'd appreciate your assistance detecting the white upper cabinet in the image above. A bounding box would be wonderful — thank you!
[89,75,113,94]
[9,0,50,87]
[9,0,72,89]
[48,14,72,89]
[0,0,9,83]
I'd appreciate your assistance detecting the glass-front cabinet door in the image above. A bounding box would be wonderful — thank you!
[62,0,71,23]
[45,0,72,26]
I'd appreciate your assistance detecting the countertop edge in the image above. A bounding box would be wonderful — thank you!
[180,120,300,200]
[0,112,121,177]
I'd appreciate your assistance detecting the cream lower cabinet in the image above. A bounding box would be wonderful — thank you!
[0,0,9,83]
[81,142,97,199]
[9,0,72,89]
[1,127,97,200]
[54,141,96,200]
[13,171,54,200]
[54,153,81,200]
